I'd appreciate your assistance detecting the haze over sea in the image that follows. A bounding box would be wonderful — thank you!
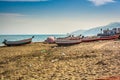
[0,34,65,46]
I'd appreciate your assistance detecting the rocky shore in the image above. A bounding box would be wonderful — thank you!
[0,40,120,80]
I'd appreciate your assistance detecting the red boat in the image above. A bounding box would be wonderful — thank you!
[82,37,99,42]
[98,35,119,40]
[81,35,119,42]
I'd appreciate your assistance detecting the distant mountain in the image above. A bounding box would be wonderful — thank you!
[71,30,86,35]
[71,22,120,36]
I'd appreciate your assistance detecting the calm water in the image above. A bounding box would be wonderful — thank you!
[0,34,66,46]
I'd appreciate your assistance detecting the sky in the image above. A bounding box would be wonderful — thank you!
[0,0,120,34]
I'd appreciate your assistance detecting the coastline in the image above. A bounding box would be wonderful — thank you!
[0,34,66,46]
[0,40,120,80]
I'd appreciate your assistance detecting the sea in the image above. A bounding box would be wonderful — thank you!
[0,34,66,46]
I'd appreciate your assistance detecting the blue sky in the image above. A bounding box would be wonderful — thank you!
[0,0,120,34]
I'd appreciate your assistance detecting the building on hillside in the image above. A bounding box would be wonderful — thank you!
[97,28,120,36]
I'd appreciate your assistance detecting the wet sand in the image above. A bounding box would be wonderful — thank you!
[0,40,120,80]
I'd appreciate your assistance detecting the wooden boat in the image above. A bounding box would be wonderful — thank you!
[55,38,82,46]
[82,34,120,42]
[82,38,99,42]
[3,36,34,46]
[98,35,119,40]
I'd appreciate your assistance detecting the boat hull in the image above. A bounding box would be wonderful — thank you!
[82,38,99,42]
[82,35,119,42]
[98,35,119,40]
[55,39,82,46]
[3,38,33,46]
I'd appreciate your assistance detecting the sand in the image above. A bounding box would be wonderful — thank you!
[0,40,120,80]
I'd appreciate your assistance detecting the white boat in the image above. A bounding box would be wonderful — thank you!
[55,38,82,46]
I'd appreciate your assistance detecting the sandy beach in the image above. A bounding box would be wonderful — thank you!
[0,40,120,80]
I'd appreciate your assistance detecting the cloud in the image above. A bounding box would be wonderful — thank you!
[0,0,48,2]
[88,0,116,6]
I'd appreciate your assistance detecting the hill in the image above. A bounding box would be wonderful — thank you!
[71,22,120,36]
[71,30,86,36]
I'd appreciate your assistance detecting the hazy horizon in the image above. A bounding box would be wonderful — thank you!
[0,0,120,34]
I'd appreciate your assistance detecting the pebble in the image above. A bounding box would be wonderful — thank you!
[51,59,59,63]
[61,53,66,56]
